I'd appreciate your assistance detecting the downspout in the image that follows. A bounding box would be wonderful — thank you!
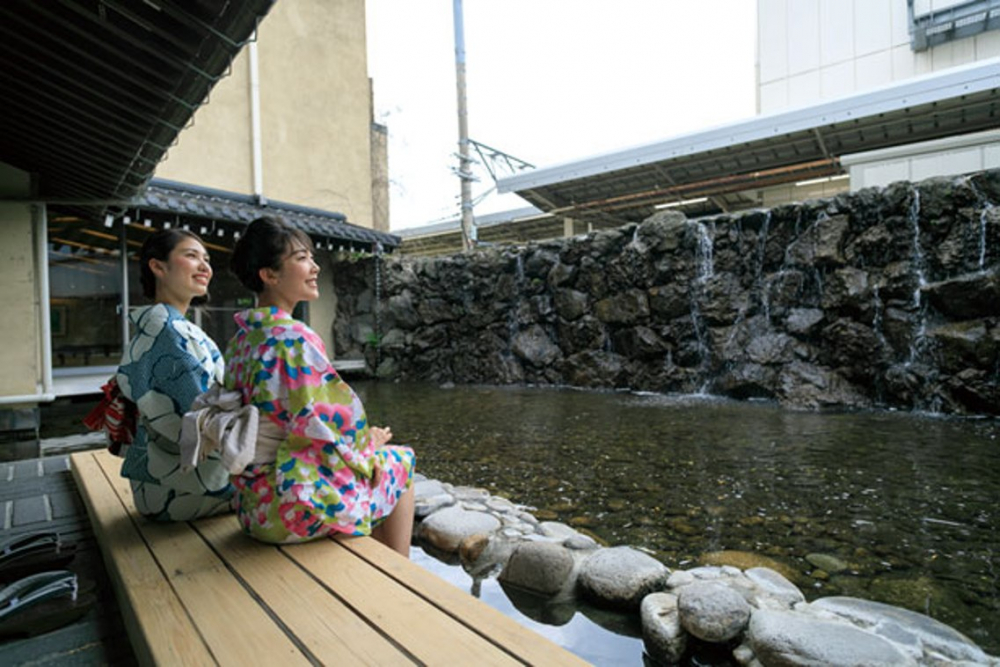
[249,38,265,201]
[0,204,56,405]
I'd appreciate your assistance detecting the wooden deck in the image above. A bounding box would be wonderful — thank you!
[70,449,590,666]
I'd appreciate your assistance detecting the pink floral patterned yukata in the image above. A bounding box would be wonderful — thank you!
[224,307,415,544]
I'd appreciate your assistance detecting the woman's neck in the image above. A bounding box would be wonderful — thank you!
[155,292,191,314]
[256,292,294,315]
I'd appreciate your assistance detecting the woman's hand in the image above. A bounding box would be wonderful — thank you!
[369,426,392,486]
[370,426,393,447]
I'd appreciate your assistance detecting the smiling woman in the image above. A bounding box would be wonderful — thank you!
[222,216,417,556]
[112,229,235,521]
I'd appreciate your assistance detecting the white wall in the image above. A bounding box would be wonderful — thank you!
[757,0,1000,114]
[843,129,1000,188]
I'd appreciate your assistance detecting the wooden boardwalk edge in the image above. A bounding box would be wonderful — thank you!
[70,449,591,667]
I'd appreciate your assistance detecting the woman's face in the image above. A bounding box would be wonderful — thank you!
[269,241,320,305]
[153,237,212,304]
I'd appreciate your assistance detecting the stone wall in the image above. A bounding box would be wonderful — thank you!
[330,170,1000,415]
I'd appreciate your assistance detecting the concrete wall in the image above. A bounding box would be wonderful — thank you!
[0,202,41,399]
[756,0,1000,114]
[156,0,375,227]
[844,128,1000,188]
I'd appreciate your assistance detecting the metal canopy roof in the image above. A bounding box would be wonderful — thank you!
[498,57,1000,225]
[0,0,275,204]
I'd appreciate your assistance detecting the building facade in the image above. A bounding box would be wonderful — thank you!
[405,0,1000,255]
[0,0,389,439]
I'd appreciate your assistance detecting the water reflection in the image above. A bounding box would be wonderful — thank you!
[357,381,1000,657]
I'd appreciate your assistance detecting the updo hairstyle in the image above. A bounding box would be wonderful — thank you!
[230,216,314,294]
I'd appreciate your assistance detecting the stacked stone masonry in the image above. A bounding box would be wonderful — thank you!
[332,171,1000,416]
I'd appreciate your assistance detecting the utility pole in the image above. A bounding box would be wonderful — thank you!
[453,0,476,251]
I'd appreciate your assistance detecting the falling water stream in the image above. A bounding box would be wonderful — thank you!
[355,380,1000,664]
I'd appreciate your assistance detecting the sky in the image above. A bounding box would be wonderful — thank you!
[366,1,759,230]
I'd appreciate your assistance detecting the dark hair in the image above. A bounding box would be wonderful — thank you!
[230,216,314,293]
[139,229,208,300]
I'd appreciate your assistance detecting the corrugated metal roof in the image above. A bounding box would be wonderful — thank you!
[0,0,275,204]
[498,57,1000,224]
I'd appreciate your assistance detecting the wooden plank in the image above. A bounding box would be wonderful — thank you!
[193,516,414,665]
[285,539,524,666]
[339,536,592,667]
[90,450,311,667]
[71,451,216,667]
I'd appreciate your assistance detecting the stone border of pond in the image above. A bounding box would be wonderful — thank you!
[412,475,998,666]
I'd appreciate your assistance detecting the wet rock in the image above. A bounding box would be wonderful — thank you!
[678,581,751,643]
[810,596,994,664]
[777,361,871,410]
[744,567,806,609]
[459,532,520,577]
[806,553,849,574]
[417,505,502,553]
[511,324,561,367]
[785,213,850,268]
[648,284,691,320]
[698,551,799,584]
[749,608,917,666]
[785,308,824,335]
[499,541,576,596]
[641,593,687,665]
[594,289,650,325]
[552,288,588,321]
[413,479,454,518]
[923,270,1000,320]
[578,546,671,610]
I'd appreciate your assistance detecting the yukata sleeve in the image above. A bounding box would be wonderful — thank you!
[122,320,214,444]
[267,335,375,479]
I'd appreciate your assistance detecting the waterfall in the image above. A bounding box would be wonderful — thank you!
[967,177,994,271]
[979,206,991,271]
[908,187,928,365]
[756,210,773,323]
[689,220,715,393]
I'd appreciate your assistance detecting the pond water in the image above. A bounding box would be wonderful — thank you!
[353,380,1000,662]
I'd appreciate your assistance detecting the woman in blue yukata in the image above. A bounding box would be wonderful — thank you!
[115,229,234,521]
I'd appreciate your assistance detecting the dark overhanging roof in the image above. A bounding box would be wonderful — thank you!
[0,0,275,204]
[498,57,1000,224]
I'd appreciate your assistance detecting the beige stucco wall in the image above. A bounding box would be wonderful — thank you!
[155,48,254,194]
[0,203,41,398]
[156,0,374,228]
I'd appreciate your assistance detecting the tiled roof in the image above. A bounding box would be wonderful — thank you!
[140,179,400,250]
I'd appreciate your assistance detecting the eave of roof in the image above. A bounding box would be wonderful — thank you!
[498,57,1000,222]
[139,179,400,249]
[0,0,275,203]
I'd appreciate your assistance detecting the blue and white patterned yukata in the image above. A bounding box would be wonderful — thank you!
[116,304,234,521]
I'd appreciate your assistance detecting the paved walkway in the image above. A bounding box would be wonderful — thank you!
[0,452,136,665]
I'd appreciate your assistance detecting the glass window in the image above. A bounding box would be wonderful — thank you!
[47,223,123,369]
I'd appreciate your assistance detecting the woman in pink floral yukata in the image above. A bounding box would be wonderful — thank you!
[225,216,416,556]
